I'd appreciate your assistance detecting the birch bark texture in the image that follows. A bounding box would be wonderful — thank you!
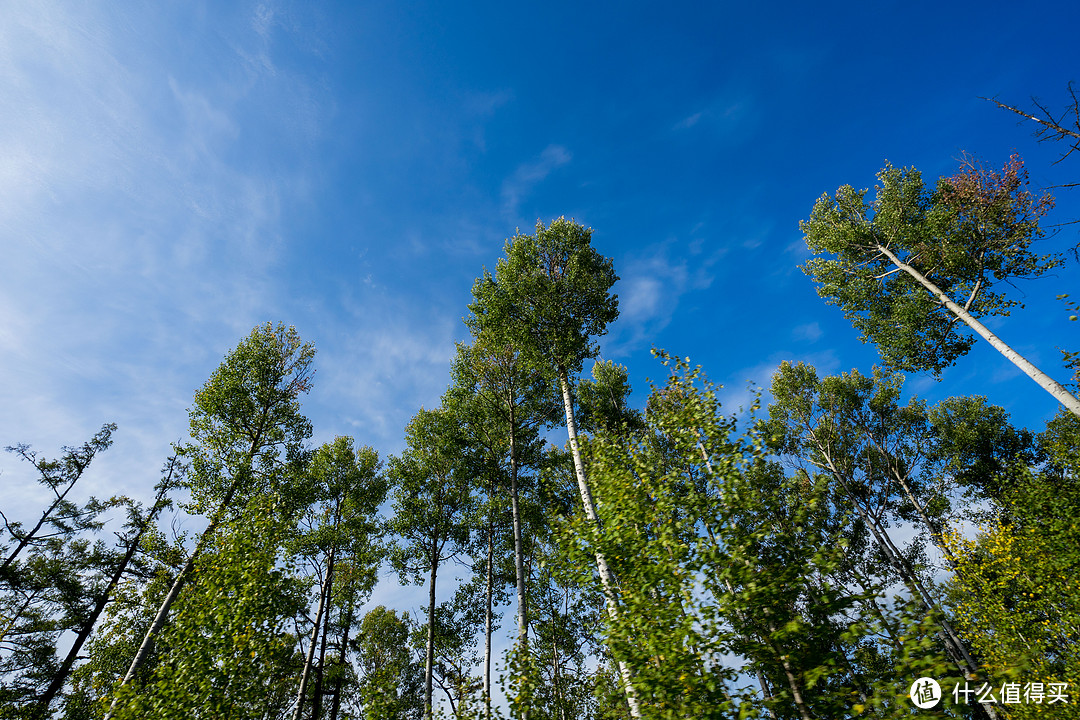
[801,157,1080,417]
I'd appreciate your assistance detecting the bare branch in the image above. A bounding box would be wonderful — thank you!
[980,95,1080,141]
[872,266,905,280]
[963,277,984,312]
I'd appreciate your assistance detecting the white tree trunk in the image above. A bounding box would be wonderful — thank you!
[556,367,642,720]
[876,243,1080,418]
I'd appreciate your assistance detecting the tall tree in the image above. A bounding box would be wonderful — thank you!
[0,424,122,713]
[801,156,1080,417]
[32,456,180,718]
[291,436,386,720]
[354,606,424,720]
[105,322,315,716]
[449,334,557,717]
[388,407,473,720]
[568,352,885,718]
[763,361,1002,720]
[467,218,642,718]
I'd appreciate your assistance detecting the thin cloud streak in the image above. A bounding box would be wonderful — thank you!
[0,2,323,512]
[501,144,572,219]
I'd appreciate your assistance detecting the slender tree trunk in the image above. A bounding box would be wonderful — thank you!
[876,243,1080,417]
[425,538,439,720]
[312,546,337,720]
[548,588,567,720]
[295,544,334,720]
[484,512,494,720]
[327,600,353,720]
[508,404,531,720]
[34,465,176,717]
[106,429,265,720]
[556,366,642,720]
[881,456,967,572]
[764,620,814,720]
[509,411,528,650]
[105,474,245,720]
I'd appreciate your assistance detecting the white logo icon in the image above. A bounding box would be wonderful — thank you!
[910,677,942,708]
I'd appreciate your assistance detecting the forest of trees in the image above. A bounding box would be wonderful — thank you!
[3,100,1080,719]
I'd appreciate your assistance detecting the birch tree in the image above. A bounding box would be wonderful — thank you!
[801,156,1080,417]
[448,334,556,717]
[764,361,1004,720]
[292,437,386,720]
[387,407,473,720]
[105,322,315,716]
[467,217,643,718]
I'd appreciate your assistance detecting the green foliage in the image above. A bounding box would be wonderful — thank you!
[925,396,1039,511]
[802,156,1058,375]
[61,532,179,720]
[107,500,306,720]
[388,408,474,588]
[102,322,318,718]
[467,217,618,375]
[577,360,644,438]
[759,361,1002,717]
[355,606,424,720]
[1041,408,1080,480]
[388,406,476,719]
[0,424,124,713]
[558,352,900,719]
[295,436,387,595]
[181,322,315,517]
[943,468,1080,719]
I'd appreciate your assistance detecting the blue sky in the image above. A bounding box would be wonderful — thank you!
[2,0,1078,677]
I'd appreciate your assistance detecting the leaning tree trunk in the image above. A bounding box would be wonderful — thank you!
[876,243,1080,417]
[103,475,244,720]
[556,366,642,720]
[811,458,1000,720]
[1,460,89,574]
[105,429,264,720]
[34,461,177,717]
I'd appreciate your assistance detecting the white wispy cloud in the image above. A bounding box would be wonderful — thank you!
[672,94,751,134]
[607,238,724,353]
[0,2,324,513]
[501,144,572,219]
[792,321,823,343]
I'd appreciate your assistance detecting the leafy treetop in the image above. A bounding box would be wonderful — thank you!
[801,155,1058,374]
